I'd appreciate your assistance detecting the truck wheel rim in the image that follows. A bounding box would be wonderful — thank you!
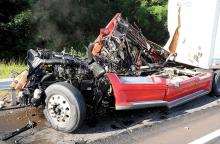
[47,94,71,126]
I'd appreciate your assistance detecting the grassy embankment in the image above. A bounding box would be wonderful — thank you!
[0,60,26,79]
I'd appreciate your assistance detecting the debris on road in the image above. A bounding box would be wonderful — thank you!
[184,126,190,130]
[1,120,36,141]
[0,101,4,109]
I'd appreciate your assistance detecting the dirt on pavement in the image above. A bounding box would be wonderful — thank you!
[0,107,46,131]
[0,95,220,144]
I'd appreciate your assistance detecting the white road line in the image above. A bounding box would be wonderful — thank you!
[189,128,220,144]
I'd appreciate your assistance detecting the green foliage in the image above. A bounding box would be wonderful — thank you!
[0,0,34,60]
[0,60,26,78]
[0,0,168,60]
[132,0,168,44]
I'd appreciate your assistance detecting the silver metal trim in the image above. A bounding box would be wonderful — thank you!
[116,100,167,110]
[116,90,209,110]
[119,76,153,84]
[168,90,209,108]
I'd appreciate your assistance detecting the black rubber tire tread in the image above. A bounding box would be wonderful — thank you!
[44,82,86,132]
[212,70,220,96]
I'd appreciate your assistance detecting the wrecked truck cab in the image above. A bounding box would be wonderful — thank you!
[10,13,214,133]
[107,72,212,110]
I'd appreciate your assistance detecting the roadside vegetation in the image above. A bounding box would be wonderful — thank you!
[0,0,168,60]
[0,60,26,79]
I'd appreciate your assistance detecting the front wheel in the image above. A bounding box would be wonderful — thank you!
[44,82,86,132]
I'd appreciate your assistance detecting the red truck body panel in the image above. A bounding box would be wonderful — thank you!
[106,72,213,110]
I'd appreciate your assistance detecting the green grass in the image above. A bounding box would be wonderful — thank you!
[0,60,26,79]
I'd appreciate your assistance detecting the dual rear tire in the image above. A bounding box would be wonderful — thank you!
[212,70,220,96]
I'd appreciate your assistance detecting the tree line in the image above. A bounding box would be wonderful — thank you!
[0,0,168,60]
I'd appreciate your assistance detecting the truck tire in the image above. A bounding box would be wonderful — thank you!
[212,70,220,96]
[44,82,86,132]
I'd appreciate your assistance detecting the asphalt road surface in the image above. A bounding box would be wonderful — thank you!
[92,104,220,144]
[1,94,220,144]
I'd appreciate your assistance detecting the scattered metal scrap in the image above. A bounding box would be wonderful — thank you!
[1,120,36,141]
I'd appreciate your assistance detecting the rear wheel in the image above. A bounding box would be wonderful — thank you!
[212,70,220,96]
[44,82,86,132]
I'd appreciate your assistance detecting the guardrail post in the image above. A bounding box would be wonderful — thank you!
[11,89,16,106]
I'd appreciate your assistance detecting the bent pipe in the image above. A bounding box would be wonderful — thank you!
[42,59,67,65]
[40,74,53,83]
[40,57,86,67]
[37,73,53,91]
